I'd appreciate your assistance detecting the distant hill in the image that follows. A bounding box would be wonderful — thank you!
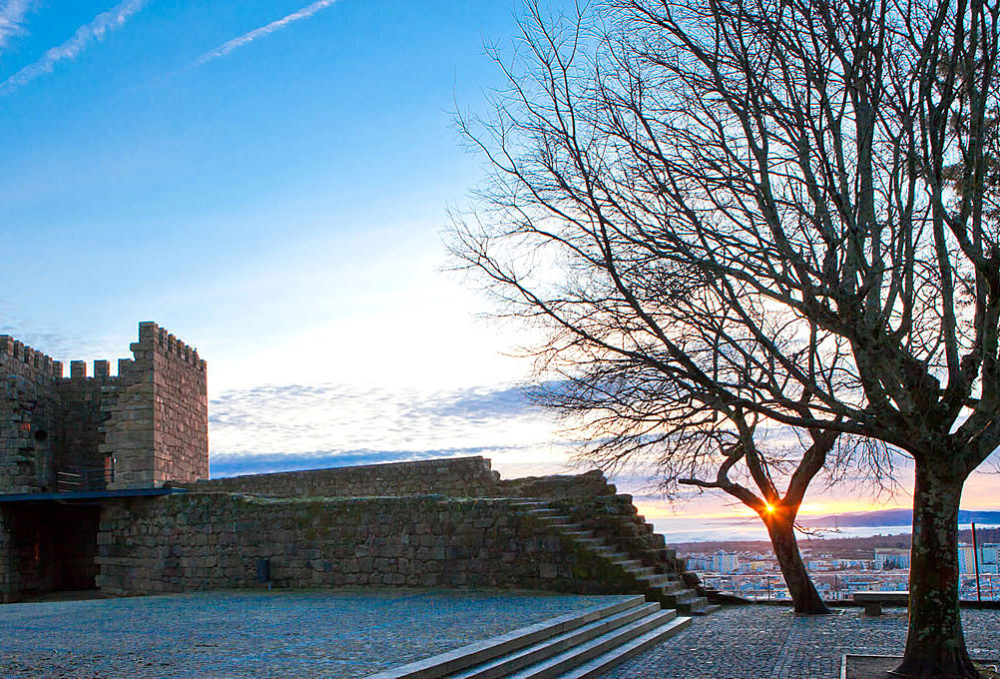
[797,508,1000,528]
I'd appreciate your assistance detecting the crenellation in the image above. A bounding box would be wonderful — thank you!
[0,322,208,500]
[117,359,132,377]
[94,361,110,379]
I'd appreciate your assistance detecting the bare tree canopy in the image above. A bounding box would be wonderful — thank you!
[453,0,1000,675]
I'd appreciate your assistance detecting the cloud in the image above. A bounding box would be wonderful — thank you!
[194,0,338,67]
[0,0,145,95]
[0,0,33,51]
[207,382,551,460]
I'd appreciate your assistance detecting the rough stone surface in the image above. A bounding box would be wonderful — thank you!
[0,321,207,495]
[95,493,635,597]
[176,456,500,499]
[0,589,617,678]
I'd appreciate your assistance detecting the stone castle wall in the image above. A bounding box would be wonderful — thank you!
[107,322,208,489]
[0,322,208,495]
[0,337,63,493]
[176,456,500,498]
[96,493,628,597]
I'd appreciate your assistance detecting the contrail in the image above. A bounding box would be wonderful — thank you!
[0,0,146,95]
[0,0,33,51]
[195,0,338,67]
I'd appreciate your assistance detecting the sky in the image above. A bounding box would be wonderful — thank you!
[1,0,997,541]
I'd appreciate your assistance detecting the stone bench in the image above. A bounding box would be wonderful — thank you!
[854,591,909,616]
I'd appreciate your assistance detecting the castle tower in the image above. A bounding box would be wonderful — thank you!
[104,322,208,489]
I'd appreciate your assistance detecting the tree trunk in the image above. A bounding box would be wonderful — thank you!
[892,461,980,679]
[765,514,830,614]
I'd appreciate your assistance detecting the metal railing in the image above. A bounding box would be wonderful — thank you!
[56,464,115,492]
[698,571,1000,602]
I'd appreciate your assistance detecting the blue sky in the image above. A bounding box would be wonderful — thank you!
[1,0,996,538]
[0,0,577,474]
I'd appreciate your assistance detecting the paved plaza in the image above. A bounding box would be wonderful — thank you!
[603,604,1000,679]
[0,589,612,678]
[0,591,997,678]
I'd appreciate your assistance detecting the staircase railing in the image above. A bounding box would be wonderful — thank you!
[56,463,114,492]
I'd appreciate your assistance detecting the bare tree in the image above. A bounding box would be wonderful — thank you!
[452,0,1000,676]
[538,351,893,613]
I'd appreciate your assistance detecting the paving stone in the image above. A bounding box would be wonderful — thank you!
[0,588,611,678]
[597,605,1000,679]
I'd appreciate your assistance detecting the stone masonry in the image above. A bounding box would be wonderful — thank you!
[0,320,706,610]
[0,322,207,494]
[96,493,631,596]
[174,456,501,498]
[96,457,709,612]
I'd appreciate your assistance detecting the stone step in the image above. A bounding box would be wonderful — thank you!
[361,596,648,679]
[622,567,658,582]
[635,573,674,588]
[554,615,692,679]
[504,610,687,678]
[608,558,643,571]
[449,603,665,679]
[686,599,720,616]
[522,509,564,519]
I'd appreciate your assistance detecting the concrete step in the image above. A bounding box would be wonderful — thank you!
[449,603,665,679]
[555,615,692,678]
[361,596,648,679]
[504,609,685,678]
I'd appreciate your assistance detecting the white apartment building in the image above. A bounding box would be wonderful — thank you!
[711,550,740,573]
[874,548,911,570]
[959,543,1000,575]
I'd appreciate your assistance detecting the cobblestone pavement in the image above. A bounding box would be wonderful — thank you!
[599,605,1000,679]
[0,588,615,678]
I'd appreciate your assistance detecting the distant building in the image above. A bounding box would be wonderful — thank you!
[959,543,1000,575]
[684,555,711,571]
[874,548,910,570]
[712,550,739,573]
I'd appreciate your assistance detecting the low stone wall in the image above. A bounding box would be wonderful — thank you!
[96,493,630,597]
[175,456,500,499]
[499,469,615,499]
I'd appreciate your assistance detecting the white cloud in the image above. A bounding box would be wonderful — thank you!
[0,0,145,95]
[194,0,338,66]
[208,382,557,460]
[0,0,33,51]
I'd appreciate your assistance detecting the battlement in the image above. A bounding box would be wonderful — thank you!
[1,322,208,495]
[133,321,205,371]
[0,336,63,379]
[0,328,189,383]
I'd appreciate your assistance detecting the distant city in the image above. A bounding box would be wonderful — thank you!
[680,530,1000,602]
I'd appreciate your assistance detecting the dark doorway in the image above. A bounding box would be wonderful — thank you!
[2,501,101,596]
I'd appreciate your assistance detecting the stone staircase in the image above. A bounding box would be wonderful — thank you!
[511,499,716,616]
[364,595,690,679]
